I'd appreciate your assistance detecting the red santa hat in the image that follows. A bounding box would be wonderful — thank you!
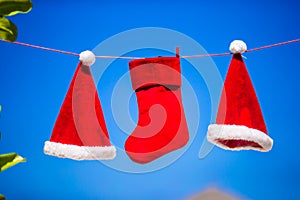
[44,51,116,160]
[207,40,273,152]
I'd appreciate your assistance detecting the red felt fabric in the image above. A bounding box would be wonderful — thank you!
[125,56,189,164]
[50,62,111,147]
[129,57,181,90]
[216,54,268,149]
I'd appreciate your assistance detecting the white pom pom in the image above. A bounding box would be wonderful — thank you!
[79,50,96,66]
[229,40,247,54]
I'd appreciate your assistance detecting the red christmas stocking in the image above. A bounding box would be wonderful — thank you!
[125,56,189,164]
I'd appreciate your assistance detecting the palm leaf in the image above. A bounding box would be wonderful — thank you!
[0,152,26,172]
[0,17,17,41]
[0,0,32,16]
[0,194,6,200]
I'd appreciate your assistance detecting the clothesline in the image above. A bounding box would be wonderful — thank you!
[1,38,300,60]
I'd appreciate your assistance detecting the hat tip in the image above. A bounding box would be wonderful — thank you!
[79,50,96,66]
[229,40,247,54]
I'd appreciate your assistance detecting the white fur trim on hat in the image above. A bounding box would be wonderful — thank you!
[229,40,247,54]
[44,141,116,160]
[79,50,96,66]
[207,124,273,152]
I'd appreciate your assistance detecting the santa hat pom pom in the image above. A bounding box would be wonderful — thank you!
[79,50,96,66]
[229,40,247,54]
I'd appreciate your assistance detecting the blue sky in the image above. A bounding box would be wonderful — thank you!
[1,0,300,199]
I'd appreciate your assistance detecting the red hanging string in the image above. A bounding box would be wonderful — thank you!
[9,41,80,57]
[181,52,231,58]
[1,38,300,60]
[245,38,300,52]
